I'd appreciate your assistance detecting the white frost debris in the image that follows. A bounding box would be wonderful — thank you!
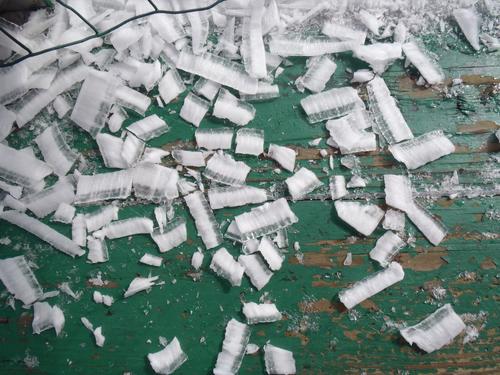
[402,41,445,85]
[264,343,296,375]
[382,209,405,232]
[301,86,364,124]
[214,319,250,375]
[400,304,466,353]
[389,130,455,169]
[179,92,210,127]
[369,231,406,267]
[148,337,188,375]
[32,301,65,336]
[0,211,85,257]
[52,203,75,224]
[94,218,154,239]
[234,198,299,241]
[204,152,251,186]
[81,317,105,347]
[127,114,169,141]
[195,128,233,150]
[140,253,163,267]
[339,262,405,309]
[329,176,348,200]
[208,186,268,210]
[93,291,114,307]
[210,248,245,286]
[285,167,323,200]
[238,254,273,290]
[124,276,160,298]
[151,217,187,253]
[453,8,481,51]
[184,191,223,249]
[213,88,256,126]
[242,302,282,324]
[334,201,385,236]
[353,43,402,74]
[75,170,133,204]
[191,250,204,270]
[268,144,296,172]
[172,150,206,167]
[367,76,413,144]
[296,55,337,93]
[87,236,109,264]
[258,237,284,271]
[158,69,186,105]
[0,256,43,305]
[34,125,79,176]
[235,128,265,156]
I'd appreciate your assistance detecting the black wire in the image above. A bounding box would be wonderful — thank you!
[147,0,158,11]
[55,0,99,34]
[0,27,32,54]
[0,0,226,68]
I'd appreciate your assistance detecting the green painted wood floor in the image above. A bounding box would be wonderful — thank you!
[1,33,499,374]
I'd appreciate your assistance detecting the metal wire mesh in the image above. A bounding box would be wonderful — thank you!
[0,0,226,68]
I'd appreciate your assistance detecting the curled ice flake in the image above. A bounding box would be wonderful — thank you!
[148,337,188,375]
[32,301,65,336]
[296,55,337,93]
[0,256,43,305]
[172,150,206,167]
[269,33,356,57]
[75,170,133,204]
[208,186,268,210]
[258,236,284,271]
[158,69,186,105]
[204,152,251,186]
[127,114,169,141]
[210,248,245,286]
[238,253,273,290]
[453,8,481,51]
[235,128,265,156]
[94,218,154,239]
[243,302,282,324]
[95,133,128,169]
[214,319,250,375]
[353,43,402,74]
[195,128,233,150]
[268,144,296,172]
[151,217,187,253]
[184,191,222,249]
[285,167,323,200]
[179,92,210,127]
[369,231,406,267]
[264,343,296,375]
[34,125,79,176]
[124,276,160,298]
[402,41,445,85]
[334,201,384,236]
[132,163,179,202]
[213,88,256,126]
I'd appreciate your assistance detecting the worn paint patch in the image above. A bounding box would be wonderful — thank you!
[457,120,499,134]
[343,329,361,342]
[299,298,334,313]
[399,76,441,99]
[312,280,338,288]
[359,299,379,311]
[460,75,500,85]
[289,252,333,268]
[285,330,309,345]
[480,257,496,270]
[398,247,448,271]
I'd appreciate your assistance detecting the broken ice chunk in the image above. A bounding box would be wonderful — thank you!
[132,163,179,202]
[351,69,375,83]
[296,55,337,93]
[234,198,299,241]
[326,114,377,154]
[268,144,296,172]
[195,128,233,150]
[52,95,71,119]
[258,236,284,271]
[264,344,296,375]
[52,203,76,224]
[172,150,206,167]
[93,291,114,306]
[453,8,481,51]
[87,236,109,264]
[114,85,151,115]
[235,128,265,156]
[400,304,466,353]
[85,205,119,233]
[75,170,133,204]
[382,209,405,232]
[210,248,245,286]
[406,204,447,246]
[179,92,210,127]
[124,276,160,298]
[176,47,258,94]
[208,186,268,210]
[204,153,251,186]
[0,211,84,257]
[94,218,154,239]
[121,132,145,167]
[367,76,413,144]
[329,176,348,200]
[269,33,355,56]
[335,201,384,236]
[301,87,364,124]
[346,175,366,188]
[241,0,267,78]
[184,191,223,249]
[0,105,15,141]
[158,69,186,105]
[238,254,273,290]
[358,9,382,35]
[193,78,221,102]
[22,180,75,218]
[127,115,169,141]
[353,43,402,74]
[95,133,128,169]
[239,82,280,102]
[214,319,250,375]
[140,253,163,267]
[0,256,43,305]
[34,125,79,176]
[80,317,105,347]
[242,302,282,324]
[213,88,256,126]
[339,262,404,309]
[148,337,188,375]
[285,167,322,200]
[151,217,187,253]
[369,231,406,267]
[402,41,445,85]
[191,250,204,270]
[72,213,87,247]
[393,22,408,44]
[32,301,65,336]
[389,130,455,169]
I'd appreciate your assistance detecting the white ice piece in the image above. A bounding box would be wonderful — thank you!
[140,253,163,267]
[32,301,65,336]
[94,218,154,239]
[334,201,384,236]
[1,211,84,257]
[172,150,206,167]
[322,22,366,44]
[132,163,179,202]
[191,250,204,270]
[213,88,256,126]
[214,319,250,375]
[329,175,348,200]
[326,113,377,154]
[75,170,133,204]
[87,236,109,264]
[85,205,119,233]
[121,132,145,167]
[34,125,79,176]
[124,276,160,298]
[184,191,222,249]
[72,214,86,247]
[0,105,15,141]
[400,304,466,353]
[195,128,233,150]
[358,9,382,35]
[22,180,75,218]
[52,95,71,119]
[238,254,273,290]
[80,317,105,347]
[242,302,282,324]
[346,175,366,188]
[382,209,405,232]
[179,92,210,127]
[353,43,402,74]
[351,69,375,83]
[389,130,455,169]
[269,33,355,56]
[204,152,251,186]
[239,82,279,102]
[0,256,43,305]
[369,231,406,267]
[268,144,296,172]
[158,69,186,105]
[95,133,128,169]
[453,8,481,51]
[52,203,75,224]
[301,87,364,124]
[285,167,322,200]
[193,78,221,102]
[127,115,169,141]
[339,262,405,309]
[151,217,187,253]
[296,55,337,93]
[235,128,264,156]
[93,291,114,306]
[241,0,267,78]
[264,344,296,375]
[210,248,245,286]
[402,41,445,85]
[258,237,284,271]
[148,337,188,375]
[208,186,268,210]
